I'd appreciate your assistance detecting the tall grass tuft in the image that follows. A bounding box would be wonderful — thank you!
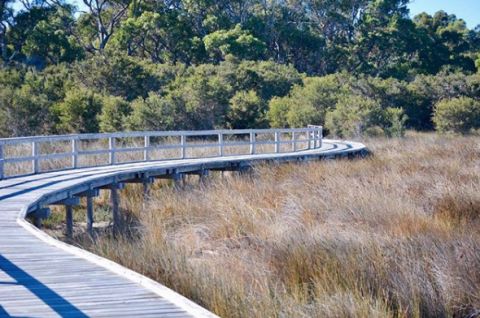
[59,133,480,318]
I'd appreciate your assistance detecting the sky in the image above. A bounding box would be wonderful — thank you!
[408,0,480,28]
[12,0,480,29]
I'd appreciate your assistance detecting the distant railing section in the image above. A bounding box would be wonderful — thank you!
[0,127,322,180]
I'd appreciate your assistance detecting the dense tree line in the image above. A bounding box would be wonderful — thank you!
[0,0,479,137]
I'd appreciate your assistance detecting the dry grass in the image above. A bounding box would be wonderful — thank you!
[56,133,480,318]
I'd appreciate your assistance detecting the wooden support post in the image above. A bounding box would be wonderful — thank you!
[32,141,39,174]
[75,189,99,237]
[31,208,51,229]
[86,195,94,237]
[143,135,150,161]
[199,169,209,184]
[0,143,4,180]
[65,205,73,238]
[110,185,122,235]
[170,172,183,189]
[71,139,78,169]
[109,137,116,165]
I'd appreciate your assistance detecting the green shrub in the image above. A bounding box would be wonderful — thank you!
[127,93,186,131]
[53,87,103,133]
[98,95,132,132]
[433,97,480,134]
[228,90,266,129]
[267,75,342,128]
[325,95,406,138]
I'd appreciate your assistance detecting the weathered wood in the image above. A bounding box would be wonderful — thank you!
[0,133,368,318]
[31,208,51,228]
[65,205,73,238]
[72,139,79,169]
[52,197,81,206]
[86,195,94,236]
[109,137,116,165]
[110,185,122,235]
[0,143,4,180]
[32,141,39,174]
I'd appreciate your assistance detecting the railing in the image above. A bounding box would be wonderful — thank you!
[0,127,322,180]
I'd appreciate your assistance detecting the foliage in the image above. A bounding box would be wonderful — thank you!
[127,93,186,131]
[227,90,265,129]
[204,25,266,61]
[433,97,480,134]
[268,75,343,128]
[0,0,479,137]
[98,95,132,132]
[325,95,406,138]
[53,87,103,133]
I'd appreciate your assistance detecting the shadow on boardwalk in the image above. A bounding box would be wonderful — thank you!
[0,254,88,317]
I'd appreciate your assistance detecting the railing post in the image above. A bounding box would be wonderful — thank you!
[109,137,115,165]
[71,139,78,169]
[218,133,224,156]
[292,132,297,151]
[274,131,280,153]
[319,127,323,148]
[180,134,186,159]
[143,135,150,161]
[32,141,39,174]
[250,132,256,155]
[309,129,314,150]
[0,143,4,180]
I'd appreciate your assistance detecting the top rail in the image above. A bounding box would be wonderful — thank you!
[0,126,322,180]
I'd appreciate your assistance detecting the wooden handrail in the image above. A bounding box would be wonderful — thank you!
[0,126,322,180]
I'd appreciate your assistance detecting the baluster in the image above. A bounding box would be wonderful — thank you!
[250,132,256,155]
[0,143,4,180]
[274,131,280,153]
[218,133,224,156]
[71,139,78,169]
[143,135,150,161]
[181,134,186,159]
[292,132,297,151]
[109,137,115,165]
[32,141,39,174]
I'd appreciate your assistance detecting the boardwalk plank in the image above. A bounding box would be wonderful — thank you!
[0,139,366,318]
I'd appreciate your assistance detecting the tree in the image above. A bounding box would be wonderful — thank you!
[21,6,84,66]
[73,53,179,101]
[0,0,14,63]
[79,0,132,51]
[204,24,266,61]
[111,10,203,63]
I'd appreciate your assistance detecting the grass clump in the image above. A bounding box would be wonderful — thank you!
[64,133,480,318]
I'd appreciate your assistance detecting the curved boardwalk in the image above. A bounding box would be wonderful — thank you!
[0,133,367,317]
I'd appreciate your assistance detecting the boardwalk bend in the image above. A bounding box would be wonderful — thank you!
[0,126,367,317]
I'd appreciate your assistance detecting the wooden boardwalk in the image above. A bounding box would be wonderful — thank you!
[0,134,367,317]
